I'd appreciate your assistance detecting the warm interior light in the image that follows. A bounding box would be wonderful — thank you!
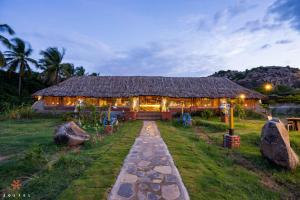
[239,94,246,99]
[140,105,160,107]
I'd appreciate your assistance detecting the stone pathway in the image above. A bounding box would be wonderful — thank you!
[109,121,189,200]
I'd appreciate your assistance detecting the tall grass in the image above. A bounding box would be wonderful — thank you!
[1,104,35,120]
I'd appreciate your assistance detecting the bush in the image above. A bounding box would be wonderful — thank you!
[7,105,35,120]
[193,118,227,132]
[234,104,246,119]
[61,112,75,122]
[77,103,102,128]
[191,109,216,119]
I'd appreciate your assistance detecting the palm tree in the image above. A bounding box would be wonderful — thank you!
[4,38,38,96]
[0,24,15,66]
[39,47,73,85]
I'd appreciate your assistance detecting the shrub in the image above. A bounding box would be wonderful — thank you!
[61,112,75,122]
[77,103,102,128]
[191,109,216,119]
[234,104,246,120]
[7,105,34,120]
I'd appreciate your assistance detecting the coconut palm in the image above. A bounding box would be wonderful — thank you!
[4,38,38,96]
[0,24,15,66]
[39,47,73,85]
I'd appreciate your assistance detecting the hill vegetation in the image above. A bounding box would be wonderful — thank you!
[211,66,300,104]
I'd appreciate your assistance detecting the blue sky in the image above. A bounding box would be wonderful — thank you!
[0,0,300,76]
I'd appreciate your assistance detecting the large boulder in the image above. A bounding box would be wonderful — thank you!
[32,100,44,112]
[54,121,90,146]
[260,119,299,170]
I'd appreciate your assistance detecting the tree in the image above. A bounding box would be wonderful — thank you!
[39,47,73,85]
[89,72,100,76]
[74,66,85,76]
[3,38,38,96]
[0,24,15,66]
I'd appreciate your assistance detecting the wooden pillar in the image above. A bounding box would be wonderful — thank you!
[229,100,234,135]
[59,97,63,106]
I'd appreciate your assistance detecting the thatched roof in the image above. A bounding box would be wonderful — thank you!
[33,76,265,99]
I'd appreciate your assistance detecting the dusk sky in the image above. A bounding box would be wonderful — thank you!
[1,0,300,76]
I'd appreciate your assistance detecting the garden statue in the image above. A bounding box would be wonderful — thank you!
[104,104,118,134]
[74,99,84,126]
[182,113,192,126]
[220,102,229,123]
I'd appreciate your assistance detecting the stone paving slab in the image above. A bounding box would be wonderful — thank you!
[109,121,189,200]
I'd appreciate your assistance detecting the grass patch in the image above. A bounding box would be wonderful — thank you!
[0,118,61,190]
[193,117,227,132]
[0,118,142,200]
[158,120,287,200]
[57,121,141,200]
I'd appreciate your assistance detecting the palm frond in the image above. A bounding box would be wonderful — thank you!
[0,24,15,35]
[0,35,11,47]
[26,57,39,68]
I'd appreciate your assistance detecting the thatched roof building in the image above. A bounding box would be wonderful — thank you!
[33,76,264,99]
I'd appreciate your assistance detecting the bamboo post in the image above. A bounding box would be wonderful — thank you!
[229,100,234,135]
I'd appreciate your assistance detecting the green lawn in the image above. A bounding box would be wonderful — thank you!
[0,118,142,200]
[2,116,299,200]
[158,119,300,200]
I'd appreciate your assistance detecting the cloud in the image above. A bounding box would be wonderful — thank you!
[260,44,272,49]
[268,0,300,32]
[13,1,300,77]
[20,31,126,73]
[214,0,257,24]
[99,42,223,76]
[236,19,282,32]
[183,1,258,32]
[275,39,293,44]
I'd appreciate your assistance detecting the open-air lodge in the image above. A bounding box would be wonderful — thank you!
[33,76,265,120]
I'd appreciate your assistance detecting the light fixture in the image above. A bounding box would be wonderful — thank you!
[264,83,273,91]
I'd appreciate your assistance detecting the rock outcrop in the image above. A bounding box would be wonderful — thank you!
[211,66,300,89]
[31,100,44,111]
[54,121,90,146]
[260,119,299,170]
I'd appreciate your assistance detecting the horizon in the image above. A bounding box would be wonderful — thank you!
[1,0,300,76]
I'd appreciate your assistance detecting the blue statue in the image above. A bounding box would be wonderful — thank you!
[103,112,118,127]
[182,113,192,126]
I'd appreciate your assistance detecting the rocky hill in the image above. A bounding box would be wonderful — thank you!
[210,66,300,90]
